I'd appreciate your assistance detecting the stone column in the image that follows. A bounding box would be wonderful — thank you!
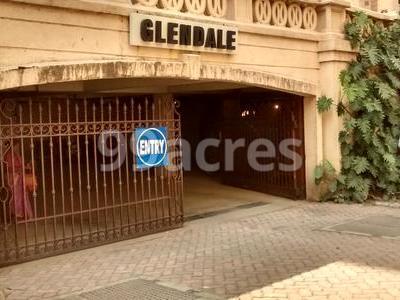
[317,1,355,171]
[303,96,323,200]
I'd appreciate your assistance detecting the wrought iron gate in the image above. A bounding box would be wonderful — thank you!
[221,94,306,199]
[0,95,183,266]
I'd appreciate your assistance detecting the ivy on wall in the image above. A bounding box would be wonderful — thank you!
[316,12,400,202]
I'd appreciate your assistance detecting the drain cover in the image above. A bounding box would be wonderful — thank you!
[322,215,400,238]
[65,279,220,300]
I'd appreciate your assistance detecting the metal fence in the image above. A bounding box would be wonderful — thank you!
[221,95,306,199]
[0,95,183,265]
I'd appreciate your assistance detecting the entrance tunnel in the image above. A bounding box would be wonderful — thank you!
[0,78,305,265]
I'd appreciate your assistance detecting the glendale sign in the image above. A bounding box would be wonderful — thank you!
[130,12,237,54]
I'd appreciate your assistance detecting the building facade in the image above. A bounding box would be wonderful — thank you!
[0,0,398,264]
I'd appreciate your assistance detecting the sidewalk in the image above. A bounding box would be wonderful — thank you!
[1,200,400,299]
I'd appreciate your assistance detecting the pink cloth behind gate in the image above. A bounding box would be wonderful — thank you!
[4,149,33,220]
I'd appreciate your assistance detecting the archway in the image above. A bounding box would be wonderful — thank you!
[0,60,319,265]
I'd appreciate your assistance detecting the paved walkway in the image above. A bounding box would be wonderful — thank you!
[1,200,400,300]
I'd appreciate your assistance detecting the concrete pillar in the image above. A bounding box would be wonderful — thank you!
[318,61,348,170]
[303,96,323,200]
[317,1,355,171]
[317,1,349,34]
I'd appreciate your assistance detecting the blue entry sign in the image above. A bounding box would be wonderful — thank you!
[135,127,169,169]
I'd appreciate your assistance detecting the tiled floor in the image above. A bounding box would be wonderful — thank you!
[1,199,400,300]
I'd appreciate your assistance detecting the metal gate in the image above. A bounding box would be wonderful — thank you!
[221,94,306,199]
[0,94,183,266]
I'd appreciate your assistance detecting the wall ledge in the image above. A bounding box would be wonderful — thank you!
[0,59,318,96]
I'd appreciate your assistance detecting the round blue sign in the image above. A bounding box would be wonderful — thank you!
[135,127,168,169]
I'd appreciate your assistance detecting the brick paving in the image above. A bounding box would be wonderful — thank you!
[1,201,400,299]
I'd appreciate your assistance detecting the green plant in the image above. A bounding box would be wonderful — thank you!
[313,160,347,202]
[316,12,400,202]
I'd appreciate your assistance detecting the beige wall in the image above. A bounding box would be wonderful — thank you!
[0,0,396,199]
[0,1,320,84]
